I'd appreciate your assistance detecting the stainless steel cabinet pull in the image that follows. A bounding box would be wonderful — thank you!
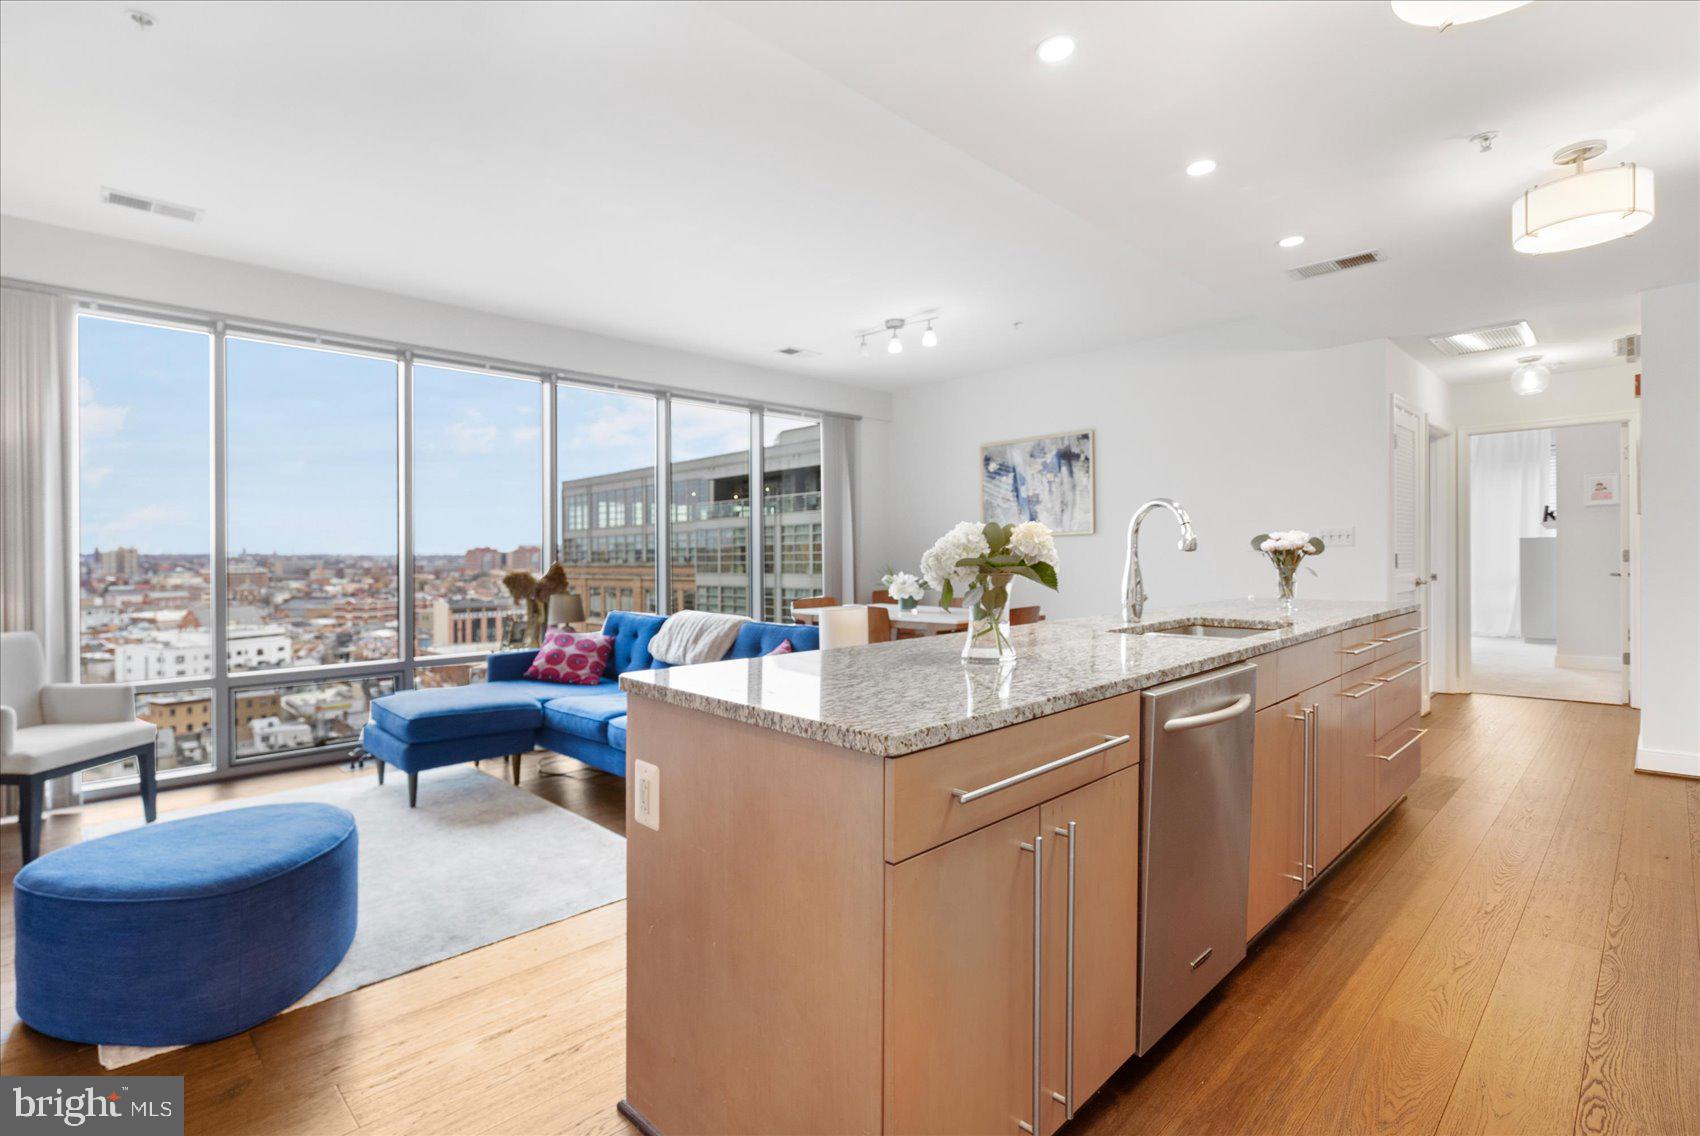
[1287,706,1314,888]
[1163,694,1252,733]
[1372,728,1427,762]
[1371,626,1426,646]
[1189,947,1214,970]
[1375,660,1426,683]
[1304,705,1317,882]
[1341,680,1385,699]
[1018,836,1042,1134]
[953,735,1130,804]
[1340,640,1380,656]
[1051,821,1077,1120]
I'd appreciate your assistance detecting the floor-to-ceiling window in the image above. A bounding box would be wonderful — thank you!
[670,400,752,616]
[760,413,823,620]
[412,363,542,656]
[64,299,842,795]
[225,336,400,670]
[76,314,217,783]
[556,384,657,622]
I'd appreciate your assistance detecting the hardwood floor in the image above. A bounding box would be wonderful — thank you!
[3,694,1697,1135]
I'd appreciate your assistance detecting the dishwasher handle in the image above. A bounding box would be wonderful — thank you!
[1161,693,1254,733]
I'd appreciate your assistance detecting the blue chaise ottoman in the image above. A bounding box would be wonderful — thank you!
[12,803,358,1047]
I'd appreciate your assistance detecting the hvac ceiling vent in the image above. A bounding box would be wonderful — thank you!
[1288,249,1384,280]
[1614,334,1641,360]
[101,186,203,223]
[1427,320,1538,356]
[775,346,820,358]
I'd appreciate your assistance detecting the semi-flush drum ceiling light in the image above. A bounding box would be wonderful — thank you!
[1036,35,1076,63]
[1509,355,1550,396]
[1390,1,1530,29]
[1513,141,1655,254]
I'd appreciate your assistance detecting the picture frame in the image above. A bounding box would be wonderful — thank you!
[1584,472,1619,507]
[979,429,1095,535]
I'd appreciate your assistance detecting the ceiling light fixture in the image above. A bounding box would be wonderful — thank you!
[921,319,938,348]
[886,317,905,354]
[1277,235,1306,249]
[856,315,944,358]
[1185,159,1217,177]
[858,335,869,358]
[1512,140,1655,254]
[1390,1,1530,30]
[1036,35,1076,63]
[1509,355,1550,396]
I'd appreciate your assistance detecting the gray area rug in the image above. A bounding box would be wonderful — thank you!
[85,765,626,1067]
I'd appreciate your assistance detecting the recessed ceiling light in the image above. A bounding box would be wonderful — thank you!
[1391,1,1530,29]
[1277,235,1306,249]
[1186,159,1217,178]
[1036,35,1076,64]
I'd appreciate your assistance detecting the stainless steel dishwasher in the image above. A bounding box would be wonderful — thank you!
[1137,662,1257,1054]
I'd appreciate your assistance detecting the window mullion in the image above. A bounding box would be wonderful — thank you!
[211,321,232,772]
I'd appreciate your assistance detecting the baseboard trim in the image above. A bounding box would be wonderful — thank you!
[1635,730,1700,779]
[1556,653,1621,672]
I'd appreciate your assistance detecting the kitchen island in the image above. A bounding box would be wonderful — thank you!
[617,599,1422,1136]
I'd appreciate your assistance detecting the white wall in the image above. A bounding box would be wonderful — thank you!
[1451,363,1638,432]
[0,216,892,422]
[1554,422,1622,667]
[868,326,1398,620]
[1635,281,1699,776]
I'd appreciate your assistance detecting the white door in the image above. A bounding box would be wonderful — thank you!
[1390,399,1429,708]
[1616,423,1632,703]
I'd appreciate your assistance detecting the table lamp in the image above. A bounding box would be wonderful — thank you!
[818,605,871,650]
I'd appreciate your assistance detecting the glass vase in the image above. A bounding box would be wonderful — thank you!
[1275,564,1297,619]
[899,597,919,612]
[962,573,1016,664]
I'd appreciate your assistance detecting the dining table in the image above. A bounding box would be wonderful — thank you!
[790,602,968,637]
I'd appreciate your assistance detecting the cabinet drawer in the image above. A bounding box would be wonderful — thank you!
[1371,612,1423,661]
[1372,648,1424,739]
[1253,632,1344,710]
[885,694,1140,863]
[1373,714,1424,810]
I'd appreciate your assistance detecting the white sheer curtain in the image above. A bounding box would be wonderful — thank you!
[1470,429,1552,638]
[818,415,857,604]
[2,286,81,809]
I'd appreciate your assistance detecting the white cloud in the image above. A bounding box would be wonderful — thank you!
[564,400,654,450]
[447,409,500,454]
[85,504,192,541]
[83,465,113,486]
[512,425,541,445]
[78,378,130,439]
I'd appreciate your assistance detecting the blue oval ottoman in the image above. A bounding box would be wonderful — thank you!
[13,803,358,1046]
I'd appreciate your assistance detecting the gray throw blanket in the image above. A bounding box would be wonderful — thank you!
[648,609,749,665]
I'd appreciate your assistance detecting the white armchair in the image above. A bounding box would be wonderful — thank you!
[1,631,158,863]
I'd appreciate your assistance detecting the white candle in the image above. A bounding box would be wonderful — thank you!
[818,605,871,650]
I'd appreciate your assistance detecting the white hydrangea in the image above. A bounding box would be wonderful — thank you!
[1260,530,1312,553]
[920,521,991,592]
[1007,521,1059,567]
[887,571,925,602]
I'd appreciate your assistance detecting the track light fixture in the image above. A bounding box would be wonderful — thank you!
[854,313,943,358]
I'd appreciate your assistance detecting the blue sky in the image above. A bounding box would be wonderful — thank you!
[78,315,771,556]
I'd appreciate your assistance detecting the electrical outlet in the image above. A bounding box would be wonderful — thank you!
[634,759,661,831]
[1316,527,1356,548]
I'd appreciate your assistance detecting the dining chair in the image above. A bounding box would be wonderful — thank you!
[868,606,893,643]
[870,588,893,605]
[1009,605,1044,626]
[791,595,839,624]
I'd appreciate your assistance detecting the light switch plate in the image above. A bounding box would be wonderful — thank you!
[633,759,660,831]
[1316,527,1356,548]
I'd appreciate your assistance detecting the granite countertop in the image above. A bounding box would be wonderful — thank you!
[619,598,1419,757]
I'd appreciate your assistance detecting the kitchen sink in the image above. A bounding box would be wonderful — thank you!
[1113,620,1283,639]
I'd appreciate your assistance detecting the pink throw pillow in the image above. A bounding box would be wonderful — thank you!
[525,629,613,685]
[767,639,795,656]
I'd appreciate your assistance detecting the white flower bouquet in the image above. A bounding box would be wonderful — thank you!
[882,570,926,611]
[921,520,1060,662]
[1250,529,1325,614]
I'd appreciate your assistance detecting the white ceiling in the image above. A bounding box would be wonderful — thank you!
[2,1,1695,389]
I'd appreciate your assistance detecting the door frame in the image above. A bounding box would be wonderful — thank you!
[1454,410,1640,703]
[1426,425,1457,703]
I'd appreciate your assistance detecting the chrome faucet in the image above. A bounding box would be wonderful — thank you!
[1122,498,1198,624]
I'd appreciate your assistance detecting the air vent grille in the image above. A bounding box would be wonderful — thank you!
[1427,320,1538,356]
[775,346,820,358]
[1614,334,1641,360]
[1289,249,1384,280]
[101,187,203,223]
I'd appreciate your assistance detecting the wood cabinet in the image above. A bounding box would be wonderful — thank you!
[886,809,1039,1136]
[1247,695,1305,939]
[1335,663,1383,861]
[1040,767,1140,1134]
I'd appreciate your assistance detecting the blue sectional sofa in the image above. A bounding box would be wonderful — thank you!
[360,612,818,803]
